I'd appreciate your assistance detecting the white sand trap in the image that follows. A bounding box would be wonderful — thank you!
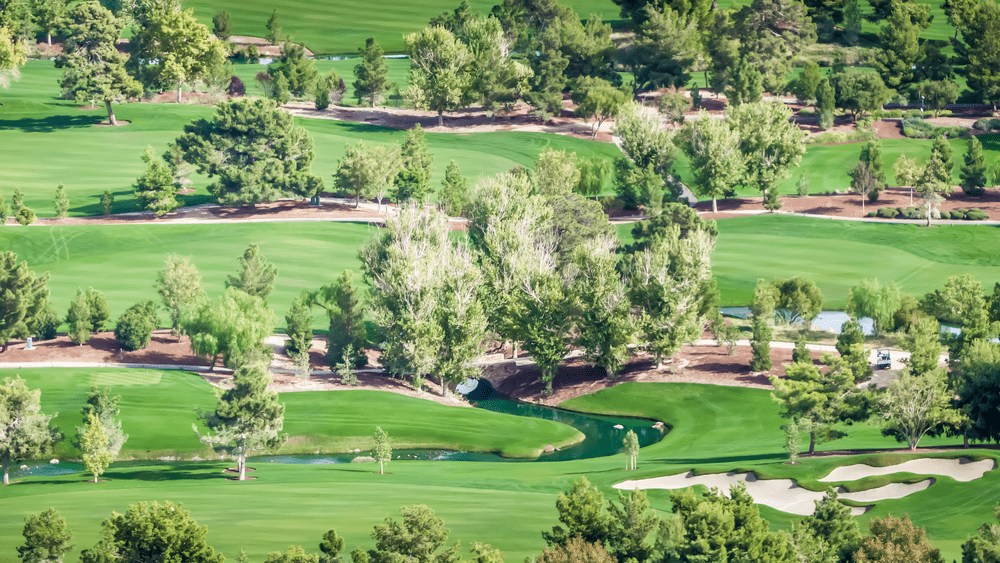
[614,471,935,516]
[819,457,996,483]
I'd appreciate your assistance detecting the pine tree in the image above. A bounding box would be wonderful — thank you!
[100,190,114,215]
[750,280,776,372]
[859,139,887,190]
[309,270,367,369]
[265,9,281,44]
[0,188,7,225]
[353,38,392,107]
[931,135,954,183]
[212,11,231,40]
[438,160,469,217]
[272,72,290,104]
[393,124,433,203]
[372,426,391,474]
[17,508,74,563]
[816,78,835,130]
[225,244,278,303]
[66,289,91,345]
[784,418,801,464]
[80,412,112,483]
[134,146,179,217]
[961,135,989,196]
[727,55,763,106]
[54,184,68,218]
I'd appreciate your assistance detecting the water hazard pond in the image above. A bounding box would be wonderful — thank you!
[16,380,667,478]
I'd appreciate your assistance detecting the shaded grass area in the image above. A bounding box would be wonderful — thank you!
[0,222,372,332]
[0,61,619,216]
[619,215,1000,308]
[10,368,583,459]
[3,381,993,563]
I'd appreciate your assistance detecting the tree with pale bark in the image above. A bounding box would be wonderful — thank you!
[877,367,962,450]
[0,377,60,485]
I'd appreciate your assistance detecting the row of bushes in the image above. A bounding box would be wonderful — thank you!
[805,128,876,145]
[870,206,989,220]
[901,117,971,139]
[973,118,1000,131]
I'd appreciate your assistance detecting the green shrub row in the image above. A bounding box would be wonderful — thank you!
[901,117,970,139]
[870,206,988,220]
[973,118,1000,131]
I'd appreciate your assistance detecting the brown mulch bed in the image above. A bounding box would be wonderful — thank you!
[495,344,824,406]
[695,186,1000,221]
[0,330,215,368]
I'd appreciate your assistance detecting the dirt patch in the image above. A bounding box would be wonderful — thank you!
[93,120,132,127]
[228,36,314,58]
[696,186,1000,221]
[0,330,215,368]
[495,344,823,406]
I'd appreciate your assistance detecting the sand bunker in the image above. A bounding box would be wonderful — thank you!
[819,457,996,483]
[614,471,934,516]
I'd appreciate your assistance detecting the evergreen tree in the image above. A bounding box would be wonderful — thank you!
[269,41,318,98]
[816,78,836,130]
[438,160,469,216]
[265,9,281,44]
[931,135,954,181]
[403,26,472,127]
[873,0,930,89]
[17,508,74,563]
[524,24,569,118]
[212,11,231,40]
[197,359,287,480]
[353,38,392,107]
[0,188,7,225]
[308,270,367,369]
[961,135,988,196]
[134,146,179,217]
[393,124,433,203]
[802,491,862,563]
[607,489,657,562]
[100,190,113,215]
[750,280,777,372]
[84,287,109,333]
[543,477,610,547]
[0,377,60,485]
[859,139,887,190]
[0,252,51,352]
[272,73,290,104]
[726,55,763,106]
[66,289,91,345]
[225,243,278,303]
[54,184,68,218]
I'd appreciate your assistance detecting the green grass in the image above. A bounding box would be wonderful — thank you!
[0,60,620,217]
[8,368,584,459]
[619,215,1000,308]
[2,381,992,563]
[0,222,371,332]
[182,0,623,55]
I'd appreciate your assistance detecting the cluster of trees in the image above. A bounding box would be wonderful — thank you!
[537,475,954,563]
[360,158,719,395]
[0,187,38,225]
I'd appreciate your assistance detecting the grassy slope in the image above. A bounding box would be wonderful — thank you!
[2,382,992,563]
[0,222,371,331]
[10,368,583,459]
[619,215,1000,308]
[183,0,621,55]
[0,61,619,217]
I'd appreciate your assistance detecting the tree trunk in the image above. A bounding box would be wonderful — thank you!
[440,377,448,397]
[177,83,183,104]
[94,474,99,483]
[2,460,8,485]
[355,192,360,209]
[655,351,663,370]
[379,460,384,474]
[438,111,444,127]
[105,101,118,127]
[862,197,865,214]
[209,353,219,372]
[238,454,246,480]
[47,32,51,45]
[808,431,816,455]
[512,342,518,359]
[964,433,969,449]
[712,197,718,214]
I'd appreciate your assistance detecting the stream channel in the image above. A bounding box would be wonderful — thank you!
[16,380,667,478]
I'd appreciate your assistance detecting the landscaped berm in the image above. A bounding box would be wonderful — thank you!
[4,0,1000,561]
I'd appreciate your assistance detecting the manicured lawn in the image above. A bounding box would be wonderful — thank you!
[0,61,619,216]
[183,0,623,55]
[9,368,583,459]
[2,381,991,563]
[0,222,371,331]
[620,215,1000,308]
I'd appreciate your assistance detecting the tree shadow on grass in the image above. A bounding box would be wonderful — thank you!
[0,114,103,133]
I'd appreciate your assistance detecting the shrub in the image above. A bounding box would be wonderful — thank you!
[599,196,625,211]
[867,210,877,217]
[868,189,880,202]
[938,110,953,117]
[114,301,159,351]
[905,109,923,118]
[35,304,60,340]
[16,206,35,225]
[887,109,903,118]
[876,207,899,218]
[900,206,921,219]
[228,76,245,97]
[973,118,1000,131]
[967,208,989,220]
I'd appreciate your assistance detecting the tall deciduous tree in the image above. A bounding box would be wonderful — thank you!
[55,2,141,126]
[17,508,74,563]
[225,244,278,303]
[79,411,111,482]
[334,141,400,211]
[573,236,633,378]
[176,98,323,206]
[80,501,224,563]
[394,124,433,203]
[134,146,179,217]
[621,429,639,470]
[156,254,204,337]
[877,367,962,450]
[197,359,286,480]
[678,110,743,213]
[533,148,580,195]
[846,278,900,335]
[463,15,530,117]
[404,26,472,127]
[855,515,944,563]
[354,38,393,107]
[0,377,60,485]
[0,251,51,352]
[728,101,806,211]
[181,288,276,370]
[371,426,392,475]
[127,7,225,102]
[78,386,127,459]
[571,76,627,138]
[308,270,368,369]
[614,101,675,179]
[773,277,823,329]
[430,241,488,396]
[830,72,892,121]
[849,161,879,214]
[0,24,26,88]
